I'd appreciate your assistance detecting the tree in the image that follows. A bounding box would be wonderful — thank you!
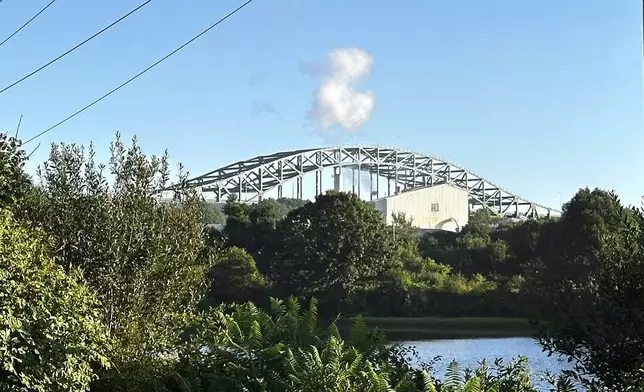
[275,197,309,212]
[222,197,310,274]
[246,199,289,274]
[0,209,110,392]
[270,191,396,309]
[222,195,251,249]
[200,201,225,225]
[461,208,494,239]
[491,219,548,277]
[205,246,266,305]
[391,212,421,265]
[23,134,210,376]
[484,239,510,273]
[527,188,644,390]
[0,133,31,211]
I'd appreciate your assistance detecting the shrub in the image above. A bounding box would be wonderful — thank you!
[0,209,110,392]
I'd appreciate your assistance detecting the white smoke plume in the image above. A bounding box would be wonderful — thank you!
[307,48,375,133]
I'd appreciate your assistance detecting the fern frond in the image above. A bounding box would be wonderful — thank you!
[444,360,464,389]
[248,319,264,348]
[419,370,437,392]
[348,314,368,348]
[269,297,284,314]
[463,376,482,392]
[286,296,301,315]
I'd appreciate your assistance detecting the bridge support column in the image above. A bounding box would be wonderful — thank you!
[376,166,380,199]
[315,170,321,196]
[352,167,356,195]
[278,184,283,199]
[333,167,343,192]
[296,177,303,200]
[357,165,361,199]
[258,168,263,202]
[315,152,322,197]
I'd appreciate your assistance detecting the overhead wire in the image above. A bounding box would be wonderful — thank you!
[0,0,153,95]
[23,0,255,145]
[0,0,57,48]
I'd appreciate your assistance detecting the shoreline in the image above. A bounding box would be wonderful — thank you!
[337,316,534,341]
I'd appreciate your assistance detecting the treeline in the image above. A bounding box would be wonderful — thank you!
[2,133,644,391]
[201,189,548,318]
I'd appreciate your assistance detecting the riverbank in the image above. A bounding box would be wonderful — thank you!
[337,317,533,341]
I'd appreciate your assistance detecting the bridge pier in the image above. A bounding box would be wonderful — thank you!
[333,167,343,192]
[352,167,356,195]
[315,170,321,196]
[296,177,303,199]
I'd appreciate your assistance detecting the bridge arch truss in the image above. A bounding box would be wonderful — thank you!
[171,146,557,218]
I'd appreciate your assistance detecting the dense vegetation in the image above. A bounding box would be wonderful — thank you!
[1,132,643,391]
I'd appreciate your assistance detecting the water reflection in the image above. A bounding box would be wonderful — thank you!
[399,337,574,391]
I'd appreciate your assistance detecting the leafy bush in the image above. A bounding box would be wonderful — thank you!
[0,209,110,391]
[116,296,575,392]
[147,297,433,391]
[23,134,212,379]
[0,134,31,210]
[203,246,267,305]
[527,189,644,390]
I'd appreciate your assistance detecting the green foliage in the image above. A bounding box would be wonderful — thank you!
[0,134,31,211]
[342,213,500,318]
[391,212,422,263]
[527,188,644,390]
[222,197,309,275]
[22,134,211,377]
[200,201,225,225]
[270,191,396,308]
[5,129,638,390]
[213,193,521,319]
[222,195,251,249]
[431,356,579,392]
[204,246,266,305]
[274,197,310,212]
[222,197,308,244]
[0,209,110,392]
[460,209,494,239]
[138,297,575,392]
[154,297,436,392]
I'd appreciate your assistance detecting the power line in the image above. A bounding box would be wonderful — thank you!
[23,0,255,145]
[0,0,57,48]
[0,0,153,95]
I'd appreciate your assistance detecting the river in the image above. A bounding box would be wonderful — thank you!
[399,337,575,390]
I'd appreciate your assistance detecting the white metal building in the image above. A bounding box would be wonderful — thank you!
[368,184,469,232]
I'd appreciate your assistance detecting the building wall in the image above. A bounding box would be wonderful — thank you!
[370,184,469,232]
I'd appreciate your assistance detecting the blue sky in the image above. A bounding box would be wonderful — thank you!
[0,0,642,209]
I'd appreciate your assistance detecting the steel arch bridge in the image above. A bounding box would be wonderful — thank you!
[168,146,558,218]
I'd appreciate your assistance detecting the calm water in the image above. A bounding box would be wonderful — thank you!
[399,337,575,390]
